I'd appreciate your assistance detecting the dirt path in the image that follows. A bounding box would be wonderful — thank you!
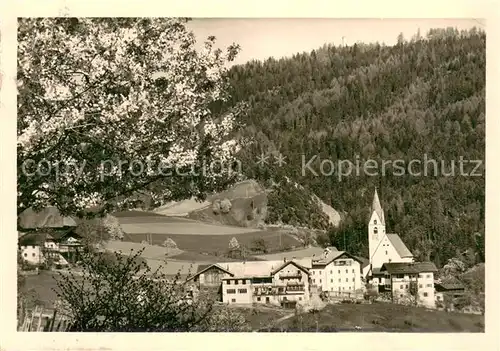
[275,312,295,323]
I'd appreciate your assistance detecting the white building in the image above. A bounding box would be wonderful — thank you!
[310,248,363,297]
[380,262,438,308]
[188,259,311,308]
[18,230,82,267]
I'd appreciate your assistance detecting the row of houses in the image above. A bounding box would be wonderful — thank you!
[18,192,463,310]
[185,190,446,309]
[184,248,447,309]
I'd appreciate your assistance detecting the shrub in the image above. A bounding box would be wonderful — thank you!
[54,248,213,332]
[162,238,178,249]
[212,199,222,215]
[220,198,232,214]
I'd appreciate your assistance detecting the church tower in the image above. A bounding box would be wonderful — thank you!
[368,188,386,268]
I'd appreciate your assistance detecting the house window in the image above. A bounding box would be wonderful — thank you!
[257,297,261,302]
[374,220,377,225]
[352,269,355,273]
[345,278,348,282]
[352,278,355,282]
[426,284,432,288]
[32,253,36,257]
[330,270,332,274]
[312,271,315,275]
[319,279,322,283]
[299,297,302,301]
[23,253,27,257]
[338,270,340,274]
[400,285,403,289]
[238,289,247,294]
[405,285,408,289]
[374,227,378,234]
[313,279,315,283]
[385,251,388,255]
[345,269,348,273]
[330,279,333,283]
[235,280,239,285]
[426,274,431,278]
[400,294,403,298]
[266,297,270,303]
[338,279,341,282]
[419,284,423,288]
[227,280,231,285]
[226,289,236,294]
[423,292,428,297]
[231,299,236,303]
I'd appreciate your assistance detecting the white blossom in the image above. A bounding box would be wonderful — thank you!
[17,18,242,215]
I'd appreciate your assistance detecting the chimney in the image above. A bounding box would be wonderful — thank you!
[284,257,287,263]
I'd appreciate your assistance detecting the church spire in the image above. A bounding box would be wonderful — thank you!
[371,188,385,225]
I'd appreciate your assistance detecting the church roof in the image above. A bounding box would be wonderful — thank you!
[371,189,385,225]
[386,233,413,258]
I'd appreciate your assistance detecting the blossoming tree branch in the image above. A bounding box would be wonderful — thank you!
[17,18,245,218]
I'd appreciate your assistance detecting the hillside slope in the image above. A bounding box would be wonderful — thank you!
[154,179,341,230]
[219,27,485,266]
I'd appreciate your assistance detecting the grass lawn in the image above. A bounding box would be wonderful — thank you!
[123,230,301,254]
[120,221,261,235]
[270,302,485,332]
[21,271,68,309]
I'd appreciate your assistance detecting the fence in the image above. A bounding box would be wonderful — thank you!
[18,306,71,332]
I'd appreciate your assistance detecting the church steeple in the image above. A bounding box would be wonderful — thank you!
[371,188,385,225]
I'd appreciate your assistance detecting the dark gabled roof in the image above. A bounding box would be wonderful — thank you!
[271,260,310,275]
[386,233,413,258]
[186,263,234,282]
[380,262,438,275]
[355,256,370,269]
[53,229,82,241]
[18,228,81,246]
[18,232,47,246]
[435,282,465,291]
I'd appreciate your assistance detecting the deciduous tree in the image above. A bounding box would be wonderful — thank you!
[17,18,243,218]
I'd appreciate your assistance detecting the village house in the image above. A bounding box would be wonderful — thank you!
[17,207,82,267]
[379,261,438,308]
[187,259,311,308]
[309,248,364,298]
[434,279,466,309]
[18,229,83,266]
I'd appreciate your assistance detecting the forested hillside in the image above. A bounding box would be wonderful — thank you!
[220,27,485,267]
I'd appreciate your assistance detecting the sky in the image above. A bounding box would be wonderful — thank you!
[188,18,484,66]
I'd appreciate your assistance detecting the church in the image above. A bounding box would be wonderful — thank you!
[368,189,414,276]
[364,189,437,308]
